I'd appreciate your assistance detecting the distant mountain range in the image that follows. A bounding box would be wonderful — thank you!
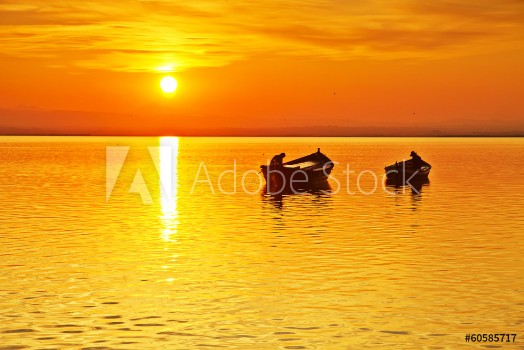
[1,107,522,137]
[167,126,524,137]
[1,125,523,137]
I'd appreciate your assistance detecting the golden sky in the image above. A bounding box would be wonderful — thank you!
[1,0,523,135]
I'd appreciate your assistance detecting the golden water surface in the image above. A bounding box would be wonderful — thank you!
[0,137,523,349]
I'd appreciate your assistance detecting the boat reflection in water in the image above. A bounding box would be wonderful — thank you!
[385,176,430,195]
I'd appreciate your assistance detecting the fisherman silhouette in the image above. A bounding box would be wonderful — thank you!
[270,153,286,170]
[410,151,424,169]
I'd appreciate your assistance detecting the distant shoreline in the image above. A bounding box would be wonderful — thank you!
[2,124,523,138]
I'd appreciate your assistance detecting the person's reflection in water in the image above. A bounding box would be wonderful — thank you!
[269,193,283,209]
[410,180,429,210]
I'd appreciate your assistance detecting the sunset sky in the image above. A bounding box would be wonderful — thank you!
[1,0,523,135]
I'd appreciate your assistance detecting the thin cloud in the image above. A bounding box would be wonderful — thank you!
[0,0,522,72]
[409,0,524,22]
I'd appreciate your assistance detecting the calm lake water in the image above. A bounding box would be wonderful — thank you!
[0,137,523,349]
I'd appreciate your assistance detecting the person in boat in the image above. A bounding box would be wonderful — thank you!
[270,153,286,170]
[410,151,425,169]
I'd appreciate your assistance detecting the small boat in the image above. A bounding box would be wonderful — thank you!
[384,159,431,180]
[260,148,334,193]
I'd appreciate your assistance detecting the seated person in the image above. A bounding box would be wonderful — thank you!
[270,153,286,169]
[410,151,423,169]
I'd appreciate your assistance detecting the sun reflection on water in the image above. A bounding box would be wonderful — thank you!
[158,137,179,242]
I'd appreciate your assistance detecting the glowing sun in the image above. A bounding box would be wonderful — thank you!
[160,76,178,93]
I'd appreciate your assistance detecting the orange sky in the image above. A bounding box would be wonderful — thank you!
[0,0,523,135]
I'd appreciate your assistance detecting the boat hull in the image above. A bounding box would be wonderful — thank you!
[385,160,431,181]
